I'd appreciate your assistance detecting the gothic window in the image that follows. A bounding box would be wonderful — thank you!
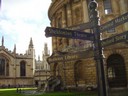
[20,61,26,76]
[0,58,5,76]
[0,56,9,76]
[103,0,112,14]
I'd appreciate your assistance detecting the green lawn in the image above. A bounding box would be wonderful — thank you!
[0,88,97,96]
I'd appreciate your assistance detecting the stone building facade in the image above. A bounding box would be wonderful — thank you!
[0,37,35,87]
[0,37,51,87]
[48,0,128,89]
[34,43,51,86]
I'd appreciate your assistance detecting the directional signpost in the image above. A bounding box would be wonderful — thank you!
[101,31,128,47]
[100,12,128,32]
[89,1,107,96]
[44,0,128,96]
[45,27,94,41]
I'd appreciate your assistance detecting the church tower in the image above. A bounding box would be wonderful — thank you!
[28,37,35,73]
[2,36,4,46]
[28,37,35,58]
[44,43,49,56]
[42,43,50,70]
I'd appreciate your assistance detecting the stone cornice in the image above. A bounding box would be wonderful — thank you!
[48,0,68,20]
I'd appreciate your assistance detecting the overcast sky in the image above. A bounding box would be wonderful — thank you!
[0,0,52,60]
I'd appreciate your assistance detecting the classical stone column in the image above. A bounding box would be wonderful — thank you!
[111,0,120,15]
[82,0,89,22]
[119,0,128,31]
[97,1,104,17]
[62,5,69,48]
[67,2,72,26]
[51,17,57,51]
[66,2,73,47]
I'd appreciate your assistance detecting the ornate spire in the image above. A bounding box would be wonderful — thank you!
[2,36,4,46]
[44,43,49,55]
[29,37,33,48]
[13,44,16,53]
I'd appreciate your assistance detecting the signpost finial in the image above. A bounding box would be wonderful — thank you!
[89,0,98,11]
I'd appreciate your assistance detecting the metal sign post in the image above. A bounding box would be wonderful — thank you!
[100,12,128,32]
[101,31,128,47]
[45,27,94,41]
[89,1,107,96]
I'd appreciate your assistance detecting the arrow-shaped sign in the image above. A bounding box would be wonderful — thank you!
[45,27,94,41]
[100,12,128,32]
[101,31,128,47]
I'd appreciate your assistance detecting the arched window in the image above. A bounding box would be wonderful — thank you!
[107,54,127,87]
[103,0,112,14]
[20,61,26,76]
[0,58,5,76]
[0,56,9,76]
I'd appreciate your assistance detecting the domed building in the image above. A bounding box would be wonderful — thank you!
[47,0,128,92]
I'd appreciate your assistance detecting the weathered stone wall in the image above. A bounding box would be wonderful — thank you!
[48,0,128,88]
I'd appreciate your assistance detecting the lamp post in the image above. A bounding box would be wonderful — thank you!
[89,1,108,96]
